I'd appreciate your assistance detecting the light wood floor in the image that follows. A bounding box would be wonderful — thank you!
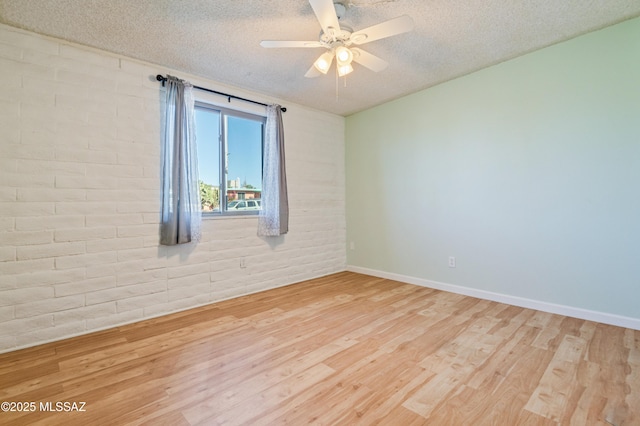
[1,272,638,425]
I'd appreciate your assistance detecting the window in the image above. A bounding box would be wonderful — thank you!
[195,102,265,215]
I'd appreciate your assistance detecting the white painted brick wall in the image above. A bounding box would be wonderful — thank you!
[0,24,346,353]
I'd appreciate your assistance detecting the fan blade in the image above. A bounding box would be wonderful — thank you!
[309,0,341,36]
[305,64,322,78]
[260,40,324,48]
[351,48,388,72]
[350,15,414,45]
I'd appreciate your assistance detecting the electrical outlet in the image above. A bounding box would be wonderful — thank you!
[448,256,456,268]
[240,258,246,269]
[349,241,355,250]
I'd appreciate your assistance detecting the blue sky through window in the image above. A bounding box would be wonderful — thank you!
[195,108,220,188]
[195,108,263,191]
[227,116,263,190]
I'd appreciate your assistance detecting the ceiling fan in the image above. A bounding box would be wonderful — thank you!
[260,0,414,78]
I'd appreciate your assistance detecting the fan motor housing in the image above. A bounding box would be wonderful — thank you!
[320,25,353,47]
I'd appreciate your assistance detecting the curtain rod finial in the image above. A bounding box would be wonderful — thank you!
[156,74,167,87]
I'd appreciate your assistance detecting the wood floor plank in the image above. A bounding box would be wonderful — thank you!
[524,335,588,420]
[624,329,640,426]
[403,331,503,418]
[0,272,638,425]
[191,363,337,425]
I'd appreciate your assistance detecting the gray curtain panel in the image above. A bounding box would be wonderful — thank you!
[258,105,289,236]
[160,76,202,245]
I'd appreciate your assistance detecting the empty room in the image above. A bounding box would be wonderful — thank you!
[1,0,639,424]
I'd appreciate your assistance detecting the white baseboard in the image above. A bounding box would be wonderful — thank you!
[346,265,640,331]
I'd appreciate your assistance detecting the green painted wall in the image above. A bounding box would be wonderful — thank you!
[346,17,640,318]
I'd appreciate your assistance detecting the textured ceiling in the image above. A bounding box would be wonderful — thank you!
[1,0,639,116]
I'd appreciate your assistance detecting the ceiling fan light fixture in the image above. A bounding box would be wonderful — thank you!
[335,46,353,65]
[260,1,415,80]
[337,63,353,77]
[314,51,334,74]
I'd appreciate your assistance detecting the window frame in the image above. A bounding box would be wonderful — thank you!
[195,100,266,217]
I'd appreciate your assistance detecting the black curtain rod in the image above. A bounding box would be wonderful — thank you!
[156,75,286,112]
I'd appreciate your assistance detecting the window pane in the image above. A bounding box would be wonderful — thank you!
[225,115,263,209]
[195,108,221,213]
